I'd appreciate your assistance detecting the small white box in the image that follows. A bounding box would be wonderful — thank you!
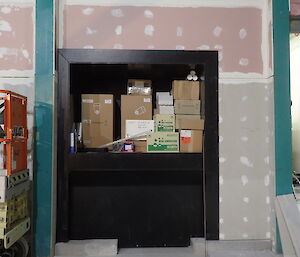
[125,120,154,140]
[156,92,173,106]
[158,106,175,115]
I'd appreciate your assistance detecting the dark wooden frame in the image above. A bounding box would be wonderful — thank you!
[56,49,219,243]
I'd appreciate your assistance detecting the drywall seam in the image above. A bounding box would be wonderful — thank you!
[58,0,65,49]
[0,1,34,6]
[0,70,34,77]
[261,0,269,78]
[220,77,273,85]
[65,0,265,8]
[32,1,36,75]
[220,72,272,80]
[0,77,34,84]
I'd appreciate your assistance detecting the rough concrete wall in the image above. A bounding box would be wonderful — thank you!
[61,0,275,242]
[0,0,35,173]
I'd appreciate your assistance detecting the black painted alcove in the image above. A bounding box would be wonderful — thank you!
[56,49,219,248]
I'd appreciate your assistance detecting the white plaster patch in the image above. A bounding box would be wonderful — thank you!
[83,45,94,49]
[264,96,269,101]
[214,44,223,50]
[0,20,12,32]
[22,50,29,59]
[242,233,249,239]
[241,175,249,186]
[219,116,223,123]
[266,196,270,204]
[243,217,248,223]
[219,67,223,73]
[219,218,224,224]
[219,136,223,143]
[144,9,153,18]
[1,7,11,14]
[213,26,222,37]
[239,28,247,39]
[218,51,223,61]
[219,157,226,163]
[0,48,18,58]
[265,137,270,143]
[241,136,248,142]
[240,157,253,168]
[239,58,249,66]
[115,25,122,35]
[219,176,224,185]
[147,45,155,49]
[82,8,94,15]
[265,116,269,123]
[264,156,270,165]
[111,8,124,17]
[113,43,123,49]
[144,25,154,36]
[86,27,97,35]
[243,197,249,203]
[264,175,270,186]
[267,216,271,223]
[241,95,248,102]
[176,26,183,37]
[240,116,247,122]
[219,233,225,239]
[176,45,185,50]
[197,45,210,50]
[266,232,271,238]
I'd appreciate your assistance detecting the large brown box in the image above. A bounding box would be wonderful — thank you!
[180,130,203,153]
[174,100,201,115]
[121,95,152,138]
[178,119,204,130]
[175,115,201,129]
[172,80,200,100]
[82,94,114,148]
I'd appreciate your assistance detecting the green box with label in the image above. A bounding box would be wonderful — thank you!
[147,132,179,152]
[154,114,175,132]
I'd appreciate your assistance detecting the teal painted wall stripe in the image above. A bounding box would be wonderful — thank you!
[34,0,54,256]
[273,0,292,253]
[273,1,292,196]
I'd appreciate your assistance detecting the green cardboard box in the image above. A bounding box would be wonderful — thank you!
[154,114,175,132]
[147,132,179,152]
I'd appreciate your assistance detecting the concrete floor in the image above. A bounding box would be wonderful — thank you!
[56,240,283,257]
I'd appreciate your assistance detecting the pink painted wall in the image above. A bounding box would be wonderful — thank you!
[63,6,263,74]
[0,5,34,71]
[291,0,300,16]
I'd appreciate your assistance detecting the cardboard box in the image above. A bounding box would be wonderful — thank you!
[180,130,203,153]
[154,114,175,132]
[175,100,201,115]
[133,140,147,152]
[175,115,201,129]
[147,132,179,153]
[82,94,114,147]
[121,95,152,137]
[172,80,200,100]
[158,105,175,115]
[156,92,173,106]
[178,119,204,130]
[125,120,154,140]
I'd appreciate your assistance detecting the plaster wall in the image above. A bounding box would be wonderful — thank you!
[61,0,276,243]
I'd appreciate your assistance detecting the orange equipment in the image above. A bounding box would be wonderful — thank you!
[0,90,28,176]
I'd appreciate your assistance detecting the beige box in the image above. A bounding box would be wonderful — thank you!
[121,95,152,138]
[172,80,200,100]
[81,94,114,148]
[147,132,179,153]
[154,114,175,132]
[178,119,204,130]
[175,100,201,115]
[175,115,201,129]
[180,130,203,153]
[158,105,175,115]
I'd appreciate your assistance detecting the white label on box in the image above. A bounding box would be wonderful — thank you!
[181,130,192,138]
[158,106,174,115]
[144,98,151,103]
[126,120,154,140]
[82,119,91,124]
[82,99,93,103]
[105,99,112,104]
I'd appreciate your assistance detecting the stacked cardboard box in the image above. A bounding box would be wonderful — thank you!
[172,80,203,153]
[82,94,114,148]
